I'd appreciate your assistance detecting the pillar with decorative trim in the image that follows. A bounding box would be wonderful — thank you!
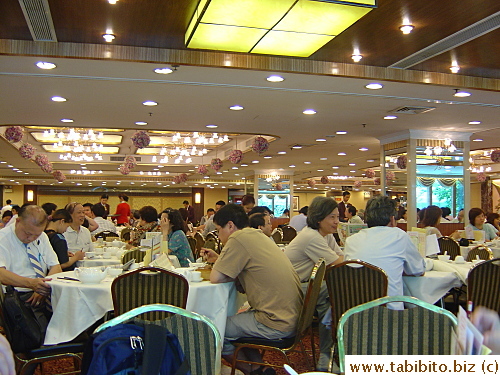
[253,171,294,216]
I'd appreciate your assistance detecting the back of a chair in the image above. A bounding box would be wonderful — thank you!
[437,236,461,260]
[187,236,197,259]
[281,225,297,242]
[326,260,388,334]
[466,245,493,262]
[95,231,120,240]
[95,304,221,375]
[337,296,457,373]
[120,227,132,241]
[121,248,146,264]
[271,230,282,243]
[468,258,500,312]
[295,259,327,340]
[194,232,205,252]
[111,267,189,320]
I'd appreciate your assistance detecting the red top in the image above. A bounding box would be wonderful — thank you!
[115,202,131,225]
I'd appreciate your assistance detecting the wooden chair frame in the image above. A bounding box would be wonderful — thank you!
[437,236,461,260]
[466,245,493,262]
[467,258,500,313]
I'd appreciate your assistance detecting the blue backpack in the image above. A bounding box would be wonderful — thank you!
[82,322,190,375]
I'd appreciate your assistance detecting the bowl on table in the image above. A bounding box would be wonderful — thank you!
[437,254,450,262]
[195,266,212,281]
[75,267,108,284]
[85,252,96,259]
[108,268,122,277]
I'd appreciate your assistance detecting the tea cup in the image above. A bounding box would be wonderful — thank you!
[437,254,450,262]
[102,252,112,259]
[85,252,96,259]
[454,255,465,264]
[190,271,202,282]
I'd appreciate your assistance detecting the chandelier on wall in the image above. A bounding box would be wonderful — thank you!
[423,138,457,156]
[43,128,105,162]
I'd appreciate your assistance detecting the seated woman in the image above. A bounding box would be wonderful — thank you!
[460,208,498,241]
[45,209,84,271]
[486,213,500,237]
[159,208,194,267]
[127,206,159,248]
[0,210,12,229]
[421,205,443,238]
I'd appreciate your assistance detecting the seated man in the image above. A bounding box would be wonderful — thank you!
[0,205,62,338]
[344,195,425,309]
[90,204,118,236]
[202,204,302,375]
[248,212,274,239]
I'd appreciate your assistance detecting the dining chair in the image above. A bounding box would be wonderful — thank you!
[271,229,282,243]
[229,258,327,374]
[194,231,205,253]
[467,258,500,313]
[204,231,221,253]
[337,296,458,373]
[111,267,189,320]
[437,236,461,260]
[120,227,132,242]
[121,247,146,264]
[466,245,493,262]
[94,230,119,241]
[187,236,197,259]
[93,304,221,375]
[281,225,297,242]
[0,285,85,375]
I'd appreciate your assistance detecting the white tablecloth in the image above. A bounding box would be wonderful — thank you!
[44,269,245,345]
[403,270,462,305]
[431,259,473,284]
[76,257,122,268]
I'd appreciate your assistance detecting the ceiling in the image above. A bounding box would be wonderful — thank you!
[0,0,499,192]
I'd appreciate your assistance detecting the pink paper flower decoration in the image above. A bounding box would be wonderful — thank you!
[477,172,487,182]
[41,162,53,174]
[251,136,269,155]
[19,143,35,159]
[4,126,23,143]
[491,150,500,163]
[124,156,137,169]
[173,176,182,184]
[119,165,130,175]
[52,170,66,182]
[197,165,208,175]
[211,158,223,172]
[274,183,283,191]
[354,180,362,188]
[179,173,188,182]
[228,150,243,164]
[365,168,376,178]
[374,177,381,185]
[131,131,150,149]
[396,155,407,169]
[35,154,49,166]
[320,176,329,184]
[308,179,316,187]
[386,171,395,181]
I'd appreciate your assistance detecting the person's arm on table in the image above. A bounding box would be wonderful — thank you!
[0,267,52,295]
[200,248,234,283]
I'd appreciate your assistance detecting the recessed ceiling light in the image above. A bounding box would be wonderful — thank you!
[352,54,362,63]
[472,139,483,142]
[450,65,460,74]
[384,115,398,120]
[349,163,356,166]
[320,157,327,160]
[359,147,369,151]
[399,24,414,34]
[102,33,115,42]
[338,152,346,156]
[142,100,157,106]
[289,165,296,168]
[135,121,148,126]
[229,105,244,110]
[332,166,339,169]
[316,138,326,142]
[60,118,73,123]
[367,159,375,162]
[303,109,316,115]
[12,168,18,171]
[252,160,259,163]
[35,61,56,69]
[317,169,324,172]
[263,156,272,159]
[241,164,248,167]
[292,145,302,149]
[469,121,481,125]
[277,151,287,155]
[51,96,67,102]
[336,131,347,135]
[266,75,284,82]
[154,67,173,74]
[365,83,384,90]
[304,161,311,164]
[206,124,218,128]
[453,89,471,97]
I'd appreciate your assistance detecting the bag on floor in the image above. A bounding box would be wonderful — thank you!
[81,321,190,375]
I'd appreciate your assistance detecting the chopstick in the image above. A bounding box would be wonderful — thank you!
[57,277,79,282]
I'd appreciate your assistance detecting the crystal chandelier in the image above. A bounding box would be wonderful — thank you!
[44,128,105,162]
[424,138,457,156]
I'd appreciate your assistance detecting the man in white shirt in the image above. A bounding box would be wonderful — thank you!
[4,205,20,228]
[0,205,62,336]
[0,200,12,216]
[90,204,118,236]
[289,206,308,232]
[344,195,425,309]
[346,205,364,224]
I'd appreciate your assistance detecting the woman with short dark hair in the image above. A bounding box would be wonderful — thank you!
[486,213,500,236]
[128,206,159,247]
[421,205,443,238]
[466,208,497,241]
[159,208,194,267]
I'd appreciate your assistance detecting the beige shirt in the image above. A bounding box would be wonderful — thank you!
[213,227,302,332]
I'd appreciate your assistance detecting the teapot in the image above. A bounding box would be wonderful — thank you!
[74,267,108,284]
[105,246,120,256]
[112,240,125,248]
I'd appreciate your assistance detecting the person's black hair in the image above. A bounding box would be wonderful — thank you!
[91,203,106,218]
[2,210,12,219]
[207,208,215,213]
[347,205,357,216]
[342,191,351,197]
[248,206,273,216]
[283,209,290,215]
[241,195,255,206]
[5,200,11,205]
[215,200,226,207]
[298,206,308,215]
[132,209,141,220]
[307,197,338,229]
[82,202,93,208]
[139,206,158,223]
[469,208,485,226]
[441,207,451,218]
[248,212,267,229]
[50,209,73,223]
[162,208,187,233]
[422,205,442,228]
[183,200,189,205]
[417,208,426,222]
[41,202,57,216]
[365,195,396,228]
[101,194,109,199]
[11,205,20,214]
[118,194,129,202]
[213,204,249,229]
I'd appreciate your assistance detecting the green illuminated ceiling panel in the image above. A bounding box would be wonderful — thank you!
[186,0,377,57]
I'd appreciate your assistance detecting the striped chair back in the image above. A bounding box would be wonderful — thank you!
[338,296,457,373]
[121,248,146,264]
[466,245,493,262]
[437,236,461,260]
[120,227,133,241]
[326,260,388,334]
[194,232,205,252]
[111,267,189,320]
[95,231,120,240]
[467,258,500,312]
[187,236,197,259]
